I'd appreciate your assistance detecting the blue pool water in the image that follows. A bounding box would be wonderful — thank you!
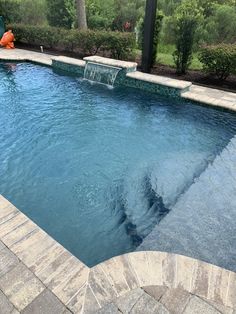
[0,62,236,267]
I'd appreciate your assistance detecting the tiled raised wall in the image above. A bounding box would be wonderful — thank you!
[52,59,85,76]
[51,56,192,98]
[121,76,182,97]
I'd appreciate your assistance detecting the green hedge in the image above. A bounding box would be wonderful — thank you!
[8,24,136,60]
[199,44,236,80]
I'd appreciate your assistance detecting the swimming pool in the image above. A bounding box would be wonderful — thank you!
[1,62,236,267]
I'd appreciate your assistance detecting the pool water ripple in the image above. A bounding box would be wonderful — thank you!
[0,62,236,266]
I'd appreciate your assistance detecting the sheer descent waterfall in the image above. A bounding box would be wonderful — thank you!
[84,62,122,87]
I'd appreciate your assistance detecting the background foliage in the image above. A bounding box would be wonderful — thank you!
[0,0,236,77]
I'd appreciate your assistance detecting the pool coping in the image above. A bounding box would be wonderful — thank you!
[0,48,235,112]
[1,195,236,313]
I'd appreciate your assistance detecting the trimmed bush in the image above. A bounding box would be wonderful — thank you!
[199,44,236,80]
[172,0,203,75]
[8,24,136,60]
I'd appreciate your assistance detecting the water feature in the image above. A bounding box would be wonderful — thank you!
[84,61,122,86]
[0,62,236,268]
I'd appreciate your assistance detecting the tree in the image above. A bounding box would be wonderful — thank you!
[203,5,236,44]
[86,0,115,30]
[157,0,181,16]
[0,0,21,24]
[172,0,203,74]
[197,0,236,17]
[46,0,76,29]
[112,0,145,32]
[76,0,87,29]
[19,0,47,25]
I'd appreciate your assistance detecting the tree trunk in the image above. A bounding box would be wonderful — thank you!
[76,0,87,30]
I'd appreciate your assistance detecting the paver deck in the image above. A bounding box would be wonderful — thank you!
[1,195,236,313]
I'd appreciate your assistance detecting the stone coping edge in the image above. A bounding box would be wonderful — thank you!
[52,56,86,67]
[0,194,236,313]
[182,90,236,112]
[126,71,192,91]
[84,55,137,70]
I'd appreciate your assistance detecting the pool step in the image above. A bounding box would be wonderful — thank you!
[139,135,236,272]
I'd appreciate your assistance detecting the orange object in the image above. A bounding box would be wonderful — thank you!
[0,30,15,49]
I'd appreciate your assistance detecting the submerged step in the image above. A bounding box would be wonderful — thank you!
[139,135,236,272]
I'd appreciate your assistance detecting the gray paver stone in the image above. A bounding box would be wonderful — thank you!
[97,302,120,314]
[183,296,222,314]
[160,287,191,314]
[0,263,45,311]
[0,247,19,278]
[0,290,15,313]
[201,298,234,314]
[115,288,144,313]
[62,309,73,314]
[0,240,5,251]
[21,289,66,314]
[130,293,169,314]
[143,285,168,301]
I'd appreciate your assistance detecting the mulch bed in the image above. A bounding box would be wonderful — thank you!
[151,64,236,93]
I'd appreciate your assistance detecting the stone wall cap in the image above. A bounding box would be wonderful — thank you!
[52,56,86,67]
[126,71,192,90]
[83,56,137,69]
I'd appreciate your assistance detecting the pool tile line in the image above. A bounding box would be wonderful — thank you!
[0,49,235,112]
[1,195,236,313]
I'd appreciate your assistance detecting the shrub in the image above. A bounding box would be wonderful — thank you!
[172,0,203,75]
[8,24,136,60]
[88,15,111,30]
[46,0,76,29]
[103,31,136,60]
[0,0,47,26]
[8,24,66,48]
[199,44,236,80]
[0,0,21,24]
[202,5,236,45]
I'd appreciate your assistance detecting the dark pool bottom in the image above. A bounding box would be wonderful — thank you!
[0,62,236,267]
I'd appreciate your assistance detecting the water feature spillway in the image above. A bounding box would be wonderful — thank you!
[84,61,122,86]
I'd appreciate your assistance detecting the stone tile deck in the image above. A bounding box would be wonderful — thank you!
[0,48,52,66]
[1,195,236,313]
[182,85,236,111]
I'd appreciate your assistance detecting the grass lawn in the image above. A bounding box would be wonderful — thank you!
[156,44,203,71]
[136,45,203,71]
[157,52,203,71]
